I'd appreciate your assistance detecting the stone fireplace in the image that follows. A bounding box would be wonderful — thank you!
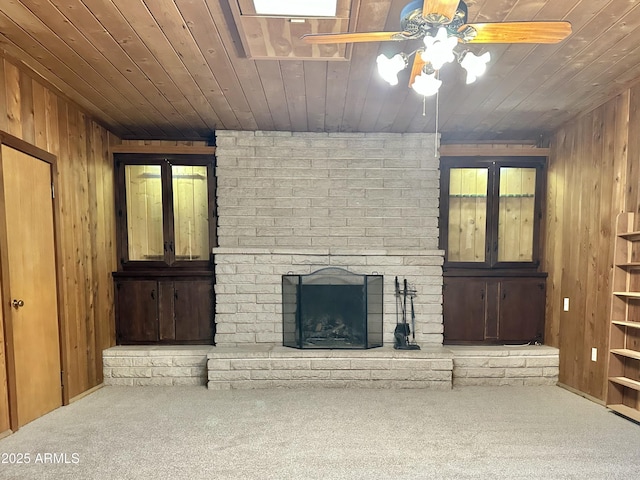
[212,131,444,348]
[102,131,560,389]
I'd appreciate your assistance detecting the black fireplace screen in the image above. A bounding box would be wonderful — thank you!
[282,267,383,349]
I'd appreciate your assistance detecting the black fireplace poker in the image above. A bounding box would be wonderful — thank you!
[394,277,421,350]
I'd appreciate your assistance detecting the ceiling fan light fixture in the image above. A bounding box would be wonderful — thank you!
[411,71,442,97]
[460,51,491,84]
[376,53,408,86]
[421,27,458,71]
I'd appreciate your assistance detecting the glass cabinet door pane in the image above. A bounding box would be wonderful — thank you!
[448,168,488,262]
[498,167,536,262]
[172,165,209,261]
[125,165,164,261]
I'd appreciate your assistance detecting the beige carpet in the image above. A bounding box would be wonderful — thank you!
[0,385,639,479]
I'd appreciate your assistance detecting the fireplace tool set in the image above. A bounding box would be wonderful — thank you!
[394,277,420,350]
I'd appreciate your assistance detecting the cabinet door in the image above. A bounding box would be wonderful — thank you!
[115,280,159,343]
[443,278,487,342]
[498,278,545,342]
[173,280,214,342]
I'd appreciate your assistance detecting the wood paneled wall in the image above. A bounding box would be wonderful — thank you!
[0,53,118,415]
[543,87,633,401]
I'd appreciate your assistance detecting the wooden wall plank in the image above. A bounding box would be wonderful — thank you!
[545,86,634,400]
[4,62,21,138]
[0,54,116,412]
[18,72,33,145]
[0,60,8,133]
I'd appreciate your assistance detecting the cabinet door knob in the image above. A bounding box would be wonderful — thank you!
[12,299,25,309]
[151,289,155,300]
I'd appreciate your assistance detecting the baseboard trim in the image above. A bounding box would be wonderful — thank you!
[0,429,13,440]
[557,382,605,406]
[69,383,103,404]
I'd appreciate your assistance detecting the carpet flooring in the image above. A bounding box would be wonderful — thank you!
[0,385,639,479]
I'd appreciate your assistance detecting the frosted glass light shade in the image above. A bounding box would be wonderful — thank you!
[421,27,458,70]
[460,51,491,84]
[376,53,407,86]
[412,71,442,97]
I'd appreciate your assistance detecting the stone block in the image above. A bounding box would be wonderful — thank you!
[310,359,352,370]
[208,359,231,371]
[455,368,506,378]
[148,357,173,367]
[290,370,331,380]
[103,357,134,367]
[110,367,152,378]
[370,370,412,381]
[525,356,560,367]
[505,367,543,378]
[208,370,251,381]
[330,370,371,380]
[487,357,527,368]
[173,377,207,386]
[270,359,312,370]
[230,359,272,370]
[251,370,292,380]
[350,359,391,370]
[543,367,560,377]
[151,367,194,377]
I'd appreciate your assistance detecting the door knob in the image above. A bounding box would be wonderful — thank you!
[11,299,24,309]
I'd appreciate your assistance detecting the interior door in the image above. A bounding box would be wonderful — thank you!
[1,145,62,427]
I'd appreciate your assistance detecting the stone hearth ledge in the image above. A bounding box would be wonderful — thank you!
[211,246,445,258]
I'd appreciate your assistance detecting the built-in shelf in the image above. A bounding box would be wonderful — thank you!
[611,348,640,361]
[616,262,640,269]
[607,213,640,424]
[607,404,640,423]
[613,291,640,298]
[609,376,640,392]
[618,231,640,241]
[612,320,640,329]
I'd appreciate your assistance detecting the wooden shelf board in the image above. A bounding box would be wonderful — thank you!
[612,320,640,329]
[609,376,640,391]
[618,231,640,241]
[611,348,640,360]
[616,262,640,269]
[607,404,640,423]
[613,291,640,298]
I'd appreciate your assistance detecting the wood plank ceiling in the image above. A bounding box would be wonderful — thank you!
[0,0,639,142]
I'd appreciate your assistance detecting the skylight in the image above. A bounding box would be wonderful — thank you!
[253,0,337,17]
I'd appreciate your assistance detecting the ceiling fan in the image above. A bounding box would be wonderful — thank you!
[301,0,572,95]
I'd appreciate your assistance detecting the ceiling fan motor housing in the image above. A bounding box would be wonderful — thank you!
[400,0,469,40]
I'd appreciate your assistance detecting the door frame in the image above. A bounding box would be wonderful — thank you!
[0,131,68,432]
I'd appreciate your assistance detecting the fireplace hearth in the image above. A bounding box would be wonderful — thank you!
[282,268,383,349]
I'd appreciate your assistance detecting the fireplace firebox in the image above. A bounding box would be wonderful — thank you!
[282,268,383,349]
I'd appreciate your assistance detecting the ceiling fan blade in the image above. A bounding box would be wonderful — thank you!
[464,21,572,44]
[423,0,460,23]
[408,54,426,88]
[301,31,406,44]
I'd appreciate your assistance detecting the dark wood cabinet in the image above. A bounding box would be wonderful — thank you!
[115,274,214,345]
[440,155,547,344]
[113,150,217,345]
[443,275,546,344]
[115,279,159,343]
